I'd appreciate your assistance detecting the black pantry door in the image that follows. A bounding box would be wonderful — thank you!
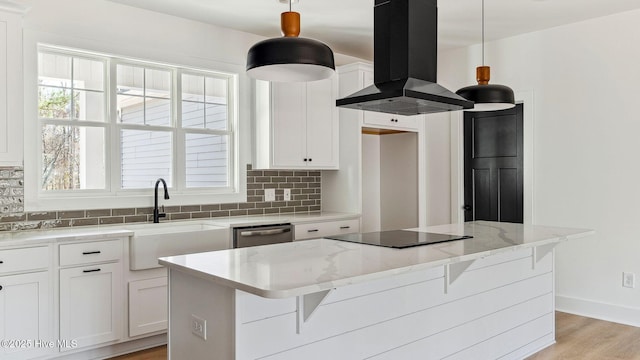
[464,104,523,223]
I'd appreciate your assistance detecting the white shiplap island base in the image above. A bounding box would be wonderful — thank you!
[159,221,593,360]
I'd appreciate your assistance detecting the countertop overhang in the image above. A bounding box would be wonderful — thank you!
[159,221,594,299]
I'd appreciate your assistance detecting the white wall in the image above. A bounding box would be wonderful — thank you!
[424,113,452,226]
[361,134,381,232]
[380,132,418,231]
[438,9,640,326]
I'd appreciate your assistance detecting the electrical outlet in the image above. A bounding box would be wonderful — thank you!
[265,188,275,201]
[284,188,291,201]
[191,315,207,340]
[623,272,635,288]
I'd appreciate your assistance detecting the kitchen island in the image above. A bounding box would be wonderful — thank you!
[159,221,593,360]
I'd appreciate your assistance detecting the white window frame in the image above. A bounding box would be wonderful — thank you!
[29,45,241,210]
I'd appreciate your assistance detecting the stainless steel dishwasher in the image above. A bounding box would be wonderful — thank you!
[232,223,293,248]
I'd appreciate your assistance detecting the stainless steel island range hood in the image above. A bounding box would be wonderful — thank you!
[336,0,474,115]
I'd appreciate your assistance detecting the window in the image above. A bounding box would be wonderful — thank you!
[36,47,237,197]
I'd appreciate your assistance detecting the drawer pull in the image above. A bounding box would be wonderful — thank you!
[0,285,3,291]
[0,260,3,264]
[307,229,319,233]
[82,251,101,255]
[339,226,351,229]
[83,268,101,273]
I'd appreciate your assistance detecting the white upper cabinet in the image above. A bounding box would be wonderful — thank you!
[0,7,25,166]
[360,69,419,131]
[254,75,339,170]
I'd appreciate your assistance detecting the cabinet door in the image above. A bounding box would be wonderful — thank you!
[128,277,167,337]
[0,11,23,165]
[0,272,51,359]
[271,82,307,168]
[306,77,338,168]
[361,71,420,131]
[60,263,122,350]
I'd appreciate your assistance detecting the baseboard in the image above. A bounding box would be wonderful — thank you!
[556,295,640,327]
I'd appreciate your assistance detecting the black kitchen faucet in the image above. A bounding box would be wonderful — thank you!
[153,178,170,223]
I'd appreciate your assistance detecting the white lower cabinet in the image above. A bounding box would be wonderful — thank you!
[128,277,168,337]
[59,240,123,351]
[0,271,51,360]
[294,219,360,240]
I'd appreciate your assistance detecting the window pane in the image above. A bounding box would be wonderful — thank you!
[181,75,228,130]
[205,77,227,102]
[117,64,144,96]
[121,130,172,189]
[42,125,105,190]
[185,133,228,188]
[182,101,205,128]
[117,95,144,124]
[73,57,104,91]
[205,103,228,130]
[38,52,71,85]
[74,90,105,121]
[145,98,171,126]
[38,86,74,119]
[39,53,105,121]
[182,74,204,102]
[146,68,171,98]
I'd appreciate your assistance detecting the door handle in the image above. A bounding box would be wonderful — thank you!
[239,228,290,237]
[463,205,472,211]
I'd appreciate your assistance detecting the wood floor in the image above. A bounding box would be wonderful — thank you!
[527,312,640,360]
[111,312,640,360]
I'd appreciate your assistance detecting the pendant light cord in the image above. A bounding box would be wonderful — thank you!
[289,0,292,12]
[482,0,485,66]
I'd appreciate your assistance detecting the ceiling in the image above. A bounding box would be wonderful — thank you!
[107,0,640,60]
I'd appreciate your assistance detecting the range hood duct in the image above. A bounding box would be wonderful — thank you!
[336,0,473,115]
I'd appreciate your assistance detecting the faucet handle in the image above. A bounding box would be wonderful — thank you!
[161,205,165,213]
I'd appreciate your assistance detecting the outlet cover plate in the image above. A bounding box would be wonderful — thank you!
[191,314,207,340]
[623,272,635,288]
[284,189,291,201]
[265,188,276,202]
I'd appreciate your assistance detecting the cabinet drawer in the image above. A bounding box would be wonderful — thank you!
[60,239,122,267]
[363,111,419,130]
[295,219,360,240]
[0,246,49,274]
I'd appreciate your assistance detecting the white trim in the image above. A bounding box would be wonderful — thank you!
[450,90,536,224]
[518,90,536,225]
[556,295,640,328]
[450,111,464,224]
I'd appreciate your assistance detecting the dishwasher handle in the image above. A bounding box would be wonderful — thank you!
[239,228,291,237]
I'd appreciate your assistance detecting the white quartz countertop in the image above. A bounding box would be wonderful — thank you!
[159,221,594,299]
[0,227,134,246]
[0,211,358,247]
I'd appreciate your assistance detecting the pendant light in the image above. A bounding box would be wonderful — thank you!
[246,0,335,82]
[456,0,515,111]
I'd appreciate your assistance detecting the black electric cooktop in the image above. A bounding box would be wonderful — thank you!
[326,230,473,249]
